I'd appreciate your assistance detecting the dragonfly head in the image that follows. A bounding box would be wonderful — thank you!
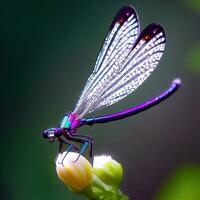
[43,128,57,142]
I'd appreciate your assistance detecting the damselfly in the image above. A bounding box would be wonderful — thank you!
[43,5,181,162]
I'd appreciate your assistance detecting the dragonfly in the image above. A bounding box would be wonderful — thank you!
[43,5,181,162]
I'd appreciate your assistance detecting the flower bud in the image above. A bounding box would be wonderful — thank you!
[56,152,92,192]
[93,155,123,187]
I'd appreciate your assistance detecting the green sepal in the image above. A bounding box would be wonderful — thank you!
[82,174,128,200]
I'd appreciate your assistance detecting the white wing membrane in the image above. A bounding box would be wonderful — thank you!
[73,6,166,117]
[93,25,165,110]
[74,6,140,116]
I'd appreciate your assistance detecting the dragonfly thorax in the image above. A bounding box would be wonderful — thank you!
[60,113,80,130]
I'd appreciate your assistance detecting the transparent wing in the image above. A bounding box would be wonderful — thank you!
[92,23,166,111]
[73,6,140,117]
[78,23,166,114]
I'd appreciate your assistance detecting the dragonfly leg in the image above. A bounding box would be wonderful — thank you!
[66,133,93,163]
[59,145,74,166]
[58,139,64,153]
[74,142,89,163]
[59,137,80,152]
[54,140,65,165]
[54,141,63,164]
[55,137,79,166]
[70,133,94,158]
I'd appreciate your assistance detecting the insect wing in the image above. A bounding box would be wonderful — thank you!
[73,6,140,117]
[93,23,166,110]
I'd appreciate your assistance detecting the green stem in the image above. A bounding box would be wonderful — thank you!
[83,175,129,200]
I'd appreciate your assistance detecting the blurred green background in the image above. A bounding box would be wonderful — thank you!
[1,0,200,200]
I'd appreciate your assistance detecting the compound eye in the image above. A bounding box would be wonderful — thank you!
[43,130,48,138]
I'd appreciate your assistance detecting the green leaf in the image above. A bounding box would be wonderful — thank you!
[156,164,200,200]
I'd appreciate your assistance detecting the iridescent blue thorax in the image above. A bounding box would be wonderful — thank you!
[60,115,71,129]
[60,113,80,130]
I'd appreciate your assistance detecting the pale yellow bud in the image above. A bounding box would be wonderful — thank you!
[56,152,92,192]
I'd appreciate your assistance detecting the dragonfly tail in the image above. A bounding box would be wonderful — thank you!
[80,78,181,125]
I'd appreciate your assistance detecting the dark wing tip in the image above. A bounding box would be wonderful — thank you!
[131,23,166,51]
[140,23,166,42]
[110,5,138,30]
